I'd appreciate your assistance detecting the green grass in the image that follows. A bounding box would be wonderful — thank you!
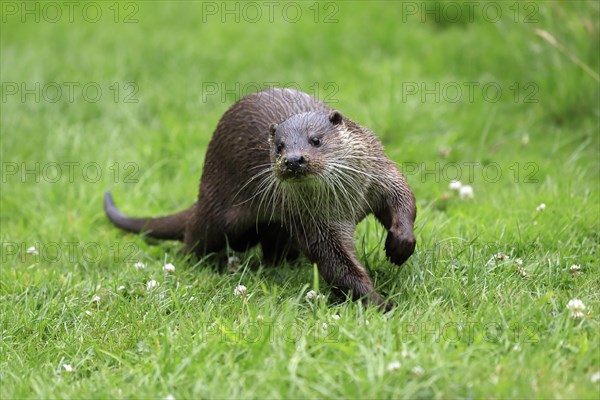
[1,1,599,398]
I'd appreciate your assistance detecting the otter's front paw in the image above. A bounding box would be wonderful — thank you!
[385,230,416,266]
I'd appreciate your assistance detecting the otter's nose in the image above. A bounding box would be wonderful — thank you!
[284,155,306,172]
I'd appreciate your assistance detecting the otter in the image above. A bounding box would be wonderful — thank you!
[104,88,416,310]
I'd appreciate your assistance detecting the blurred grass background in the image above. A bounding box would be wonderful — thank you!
[1,1,599,398]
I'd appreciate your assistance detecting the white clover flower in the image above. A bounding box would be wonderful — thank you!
[535,203,546,212]
[62,364,74,372]
[91,295,101,303]
[134,261,146,270]
[163,263,176,273]
[234,285,247,298]
[459,185,474,199]
[570,264,581,273]
[227,256,240,269]
[516,265,529,278]
[322,322,328,330]
[305,290,325,302]
[449,180,462,191]
[146,280,159,290]
[386,360,401,372]
[164,395,175,400]
[256,314,264,321]
[26,246,39,255]
[515,258,523,267]
[365,320,370,326]
[117,285,125,291]
[567,298,586,319]
[495,252,510,261]
[591,371,600,383]
[411,366,425,376]
[331,314,341,320]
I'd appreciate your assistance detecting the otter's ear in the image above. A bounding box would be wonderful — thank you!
[269,123,278,136]
[329,110,343,125]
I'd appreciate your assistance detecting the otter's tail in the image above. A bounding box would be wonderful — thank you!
[104,191,191,241]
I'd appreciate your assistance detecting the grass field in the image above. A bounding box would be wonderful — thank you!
[1,1,599,398]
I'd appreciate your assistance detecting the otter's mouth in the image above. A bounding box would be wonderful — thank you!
[277,169,311,181]
[273,154,313,181]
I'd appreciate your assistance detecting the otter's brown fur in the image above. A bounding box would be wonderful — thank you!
[104,88,416,310]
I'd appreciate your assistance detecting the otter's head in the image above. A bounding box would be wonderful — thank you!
[269,110,344,182]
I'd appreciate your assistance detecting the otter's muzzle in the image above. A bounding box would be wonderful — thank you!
[284,154,306,172]
[278,154,310,180]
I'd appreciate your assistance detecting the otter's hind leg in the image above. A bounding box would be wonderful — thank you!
[182,203,235,257]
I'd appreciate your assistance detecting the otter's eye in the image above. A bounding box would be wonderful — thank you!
[310,137,321,147]
[276,142,285,154]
